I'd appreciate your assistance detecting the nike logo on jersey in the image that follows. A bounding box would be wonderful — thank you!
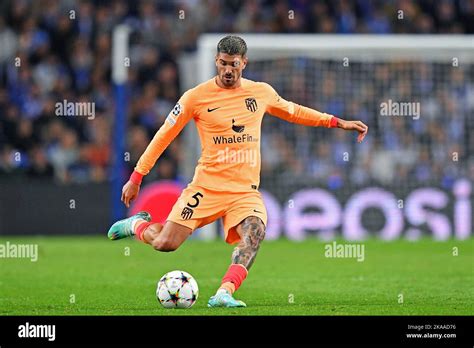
[207,107,221,112]
[253,209,263,214]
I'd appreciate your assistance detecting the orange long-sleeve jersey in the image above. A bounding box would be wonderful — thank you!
[132,77,337,192]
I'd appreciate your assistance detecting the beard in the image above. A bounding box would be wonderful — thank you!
[220,73,237,87]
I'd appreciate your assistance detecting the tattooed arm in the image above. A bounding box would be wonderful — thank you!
[232,216,266,269]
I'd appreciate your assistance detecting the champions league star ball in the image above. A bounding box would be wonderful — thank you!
[156,270,199,309]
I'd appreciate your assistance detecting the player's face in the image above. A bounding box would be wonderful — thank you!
[215,53,247,88]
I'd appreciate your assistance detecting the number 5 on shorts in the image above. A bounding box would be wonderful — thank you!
[187,192,203,208]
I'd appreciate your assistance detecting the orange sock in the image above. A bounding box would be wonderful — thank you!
[219,282,236,294]
[220,264,248,293]
[135,221,153,242]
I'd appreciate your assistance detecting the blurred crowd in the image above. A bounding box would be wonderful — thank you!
[255,60,474,189]
[0,0,472,187]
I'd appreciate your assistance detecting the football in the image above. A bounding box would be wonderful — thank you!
[156,270,199,309]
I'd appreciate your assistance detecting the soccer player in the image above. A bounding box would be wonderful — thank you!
[108,35,368,308]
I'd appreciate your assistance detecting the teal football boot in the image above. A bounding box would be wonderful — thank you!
[208,290,247,308]
[107,211,151,240]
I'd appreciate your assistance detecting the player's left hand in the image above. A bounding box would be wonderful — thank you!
[337,119,368,143]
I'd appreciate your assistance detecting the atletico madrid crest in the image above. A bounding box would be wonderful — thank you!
[245,98,257,112]
[181,207,194,220]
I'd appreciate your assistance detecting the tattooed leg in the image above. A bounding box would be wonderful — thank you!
[232,216,266,269]
[219,216,266,294]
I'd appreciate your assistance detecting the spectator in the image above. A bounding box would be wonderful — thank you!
[26,145,54,178]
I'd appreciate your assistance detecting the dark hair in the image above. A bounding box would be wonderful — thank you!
[217,35,247,57]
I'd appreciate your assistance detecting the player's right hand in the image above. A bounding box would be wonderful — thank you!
[121,180,140,208]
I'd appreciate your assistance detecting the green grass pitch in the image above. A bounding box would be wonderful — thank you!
[0,236,472,315]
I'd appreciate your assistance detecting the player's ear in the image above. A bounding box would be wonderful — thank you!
[242,56,248,70]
